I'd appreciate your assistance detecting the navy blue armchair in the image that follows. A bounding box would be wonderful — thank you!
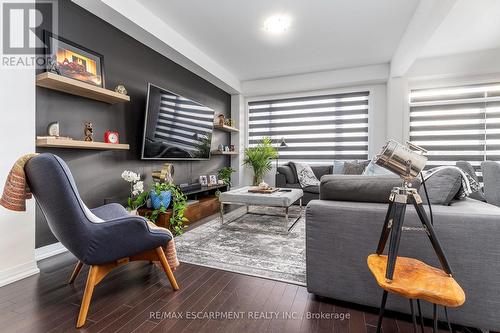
[25,153,179,328]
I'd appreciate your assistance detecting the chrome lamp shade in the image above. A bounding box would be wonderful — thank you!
[373,140,428,181]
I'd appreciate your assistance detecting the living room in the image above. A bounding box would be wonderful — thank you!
[0,0,499,332]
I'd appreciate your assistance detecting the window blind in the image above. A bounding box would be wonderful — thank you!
[409,82,500,180]
[248,91,369,161]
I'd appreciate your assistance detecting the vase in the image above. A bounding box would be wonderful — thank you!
[129,209,138,216]
[150,190,172,210]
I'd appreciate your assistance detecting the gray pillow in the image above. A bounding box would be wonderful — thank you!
[320,175,419,203]
[277,165,297,184]
[343,160,370,175]
[311,165,332,179]
[419,168,462,205]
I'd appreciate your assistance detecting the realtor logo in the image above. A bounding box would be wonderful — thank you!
[1,0,57,67]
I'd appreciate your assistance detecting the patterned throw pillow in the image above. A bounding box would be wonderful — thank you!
[290,162,320,188]
[343,160,370,175]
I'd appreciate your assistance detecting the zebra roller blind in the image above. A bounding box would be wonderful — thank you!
[409,82,500,179]
[248,91,370,161]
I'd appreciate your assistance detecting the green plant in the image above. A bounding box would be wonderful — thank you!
[217,167,236,186]
[146,182,188,235]
[243,137,278,185]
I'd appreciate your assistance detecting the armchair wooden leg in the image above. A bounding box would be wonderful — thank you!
[68,261,83,284]
[76,265,98,328]
[155,247,179,291]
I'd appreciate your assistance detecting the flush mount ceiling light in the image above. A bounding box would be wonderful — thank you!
[263,15,291,34]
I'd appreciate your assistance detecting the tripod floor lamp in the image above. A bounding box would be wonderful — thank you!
[367,140,465,333]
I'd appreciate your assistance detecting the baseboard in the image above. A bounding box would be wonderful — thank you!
[0,260,40,287]
[35,242,68,261]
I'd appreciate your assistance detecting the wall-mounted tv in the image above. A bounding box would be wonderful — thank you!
[141,83,215,160]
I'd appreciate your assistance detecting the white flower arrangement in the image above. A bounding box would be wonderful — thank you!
[132,181,144,196]
[121,170,141,183]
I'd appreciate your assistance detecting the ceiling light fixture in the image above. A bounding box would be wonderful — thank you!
[263,15,291,34]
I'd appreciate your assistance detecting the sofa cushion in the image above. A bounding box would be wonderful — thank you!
[303,185,319,194]
[311,165,333,179]
[420,168,463,205]
[277,165,297,184]
[343,160,370,175]
[320,175,418,203]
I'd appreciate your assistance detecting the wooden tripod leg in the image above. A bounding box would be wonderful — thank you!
[155,247,180,291]
[68,261,83,284]
[76,266,98,328]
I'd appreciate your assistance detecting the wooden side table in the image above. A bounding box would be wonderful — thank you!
[368,254,465,333]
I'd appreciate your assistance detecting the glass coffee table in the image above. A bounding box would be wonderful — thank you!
[218,186,303,233]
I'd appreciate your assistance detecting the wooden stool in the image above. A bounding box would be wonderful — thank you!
[368,254,465,333]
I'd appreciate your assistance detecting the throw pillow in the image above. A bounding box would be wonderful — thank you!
[362,160,393,176]
[419,167,462,205]
[277,165,297,184]
[290,162,320,188]
[343,160,370,175]
[332,160,346,174]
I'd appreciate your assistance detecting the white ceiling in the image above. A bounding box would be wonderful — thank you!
[420,0,500,58]
[137,0,419,81]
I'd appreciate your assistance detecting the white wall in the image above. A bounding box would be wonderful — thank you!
[0,66,38,286]
[241,64,389,98]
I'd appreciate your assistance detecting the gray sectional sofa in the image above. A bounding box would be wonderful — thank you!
[305,175,500,330]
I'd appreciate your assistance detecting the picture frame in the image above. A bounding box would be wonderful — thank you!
[208,175,218,186]
[44,30,105,88]
[199,175,208,186]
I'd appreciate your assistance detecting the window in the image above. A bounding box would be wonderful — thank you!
[409,82,500,180]
[248,91,369,162]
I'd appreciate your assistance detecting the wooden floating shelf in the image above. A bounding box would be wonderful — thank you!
[213,123,239,133]
[36,137,130,150]
[36,72,130,104]
[211,150,238,155]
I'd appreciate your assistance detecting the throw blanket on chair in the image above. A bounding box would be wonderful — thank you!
[0,153,38,211]
[291,161,320,187]
[147,221,180,270]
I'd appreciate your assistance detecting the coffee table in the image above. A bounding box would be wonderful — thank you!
[218,186,303,233]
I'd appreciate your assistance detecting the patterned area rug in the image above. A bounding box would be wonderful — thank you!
[175,206,306,285]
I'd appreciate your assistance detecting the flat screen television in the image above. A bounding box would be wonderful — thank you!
[141,83,215,160]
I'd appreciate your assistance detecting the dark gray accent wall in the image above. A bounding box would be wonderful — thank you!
[35,0,231,248]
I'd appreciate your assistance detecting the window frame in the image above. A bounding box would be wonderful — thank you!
[245,85,377,163]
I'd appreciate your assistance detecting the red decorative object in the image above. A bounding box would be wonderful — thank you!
[104,130,119,144]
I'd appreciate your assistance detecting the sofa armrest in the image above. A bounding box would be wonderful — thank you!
[84,216,170,265]
[276,173,287,188]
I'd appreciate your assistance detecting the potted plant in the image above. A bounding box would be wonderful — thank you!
[217,167,236,187]
[243,137,278,185]
[122,171,188,235]
[121,170,146,214]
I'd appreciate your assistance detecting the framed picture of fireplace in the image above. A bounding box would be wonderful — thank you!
[44,31,105,88]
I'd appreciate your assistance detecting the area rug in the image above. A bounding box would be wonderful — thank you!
[175,206,306,285]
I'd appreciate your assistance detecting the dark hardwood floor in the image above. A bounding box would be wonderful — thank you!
[0,251,482,333]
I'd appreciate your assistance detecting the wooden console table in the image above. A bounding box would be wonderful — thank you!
[138,184,228,230]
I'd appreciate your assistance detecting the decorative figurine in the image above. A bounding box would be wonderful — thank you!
[230,144,235,152]
[217,144,224,152]
[152,163,175,184]
[47,122,60,137]
[224,145,230,152]
[114,84,127,95]
[84,122,94,142]
[217,114,225,125]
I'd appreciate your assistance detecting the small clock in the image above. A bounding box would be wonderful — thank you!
[104,130,119,144]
